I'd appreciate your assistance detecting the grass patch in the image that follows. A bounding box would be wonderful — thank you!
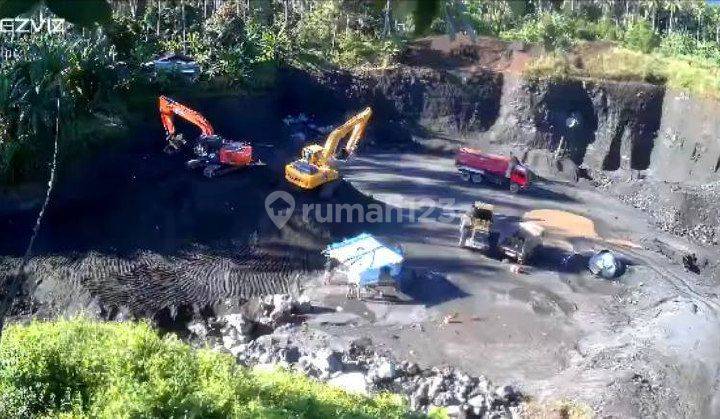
[524,47,720,100]
[0,318,418,418]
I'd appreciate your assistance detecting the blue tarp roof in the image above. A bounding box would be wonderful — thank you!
[324,233,403,272]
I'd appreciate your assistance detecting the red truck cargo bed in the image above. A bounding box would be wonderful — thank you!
[455,147,529,191]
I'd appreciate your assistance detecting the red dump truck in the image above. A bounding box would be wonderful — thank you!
[455,147,530,193]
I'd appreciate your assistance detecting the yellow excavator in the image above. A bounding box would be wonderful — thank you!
[285,107,372,191]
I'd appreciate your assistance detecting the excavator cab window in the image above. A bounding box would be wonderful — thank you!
[292,160,319,174]
[302,147,314,162]
[301,147,322,166]
[199,135,223,152]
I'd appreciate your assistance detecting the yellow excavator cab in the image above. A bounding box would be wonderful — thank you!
[285,107,372,190]
[301,144,325,166]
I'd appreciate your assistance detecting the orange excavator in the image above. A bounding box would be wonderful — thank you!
[158,95,260,178]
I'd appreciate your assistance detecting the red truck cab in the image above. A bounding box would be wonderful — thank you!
[455,147,530,193]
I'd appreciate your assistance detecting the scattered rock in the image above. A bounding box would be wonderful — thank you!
[376,360,397,380]
[220,313,254,347]
[187,319,209,340]
[190,293,520,416]
[312,348,343,376]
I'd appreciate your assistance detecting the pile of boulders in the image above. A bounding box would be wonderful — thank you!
[186,294,311,354]
[186,294,522,417]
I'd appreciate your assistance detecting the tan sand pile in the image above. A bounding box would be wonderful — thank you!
[522,209,641,250]
[523,209,599,240]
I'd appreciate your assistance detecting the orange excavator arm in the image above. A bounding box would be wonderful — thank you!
[158,95,215,151]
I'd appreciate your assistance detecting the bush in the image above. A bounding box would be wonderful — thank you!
[657,33,720,65]
[658,32,698,57]
[501,12,577,51]
[0,318,414,418]
[623,21,659,53]
[576,18,621,42]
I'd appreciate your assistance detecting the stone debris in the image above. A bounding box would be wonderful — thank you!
[611,179,719,247]
[310,348,344,377]
[188,293,522,417]
[186,319,209,340]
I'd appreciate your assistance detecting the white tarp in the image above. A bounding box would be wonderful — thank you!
[589,249,623,279]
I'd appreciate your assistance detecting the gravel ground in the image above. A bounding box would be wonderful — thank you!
[316,151,720,418]
[3,148,719,418]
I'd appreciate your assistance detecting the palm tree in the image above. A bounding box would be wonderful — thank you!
[688,0,708,40]
[642,0,661,31]
[664,0,684,34]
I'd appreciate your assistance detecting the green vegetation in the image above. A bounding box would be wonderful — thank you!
[525,47,720,99]
[0,318,414,418]
[450,1,720,98]
[0,34,127,183]
[454,1,720,56]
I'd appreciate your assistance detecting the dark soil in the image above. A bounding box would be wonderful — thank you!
[1,65,495,321]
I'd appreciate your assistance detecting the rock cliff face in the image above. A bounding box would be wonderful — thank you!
[477,76,665,174]
[277,67,503,151]
[311,65,716,185]
[650,93,720,184]
[293,65,718,252]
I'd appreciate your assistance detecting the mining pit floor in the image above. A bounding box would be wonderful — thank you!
[2,133,719,418]
[298,151,720,418]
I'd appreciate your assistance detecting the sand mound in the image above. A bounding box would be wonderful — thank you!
[523,209,599,240]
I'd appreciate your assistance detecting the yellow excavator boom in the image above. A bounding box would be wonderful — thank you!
[318,107,373,165]
[285,107,373,191]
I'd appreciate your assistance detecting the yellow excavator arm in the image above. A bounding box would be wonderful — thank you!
[318,107,373,166]
[285,107,373,190]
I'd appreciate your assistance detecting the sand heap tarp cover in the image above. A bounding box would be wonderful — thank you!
[324,233,404,286]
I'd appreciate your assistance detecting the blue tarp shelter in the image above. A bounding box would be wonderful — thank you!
[323,233,404,287]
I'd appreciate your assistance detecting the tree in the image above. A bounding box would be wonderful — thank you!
[664,0,683,34]
[688,0,707,40]
[711,6,720,43]
[642,0,661,31]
